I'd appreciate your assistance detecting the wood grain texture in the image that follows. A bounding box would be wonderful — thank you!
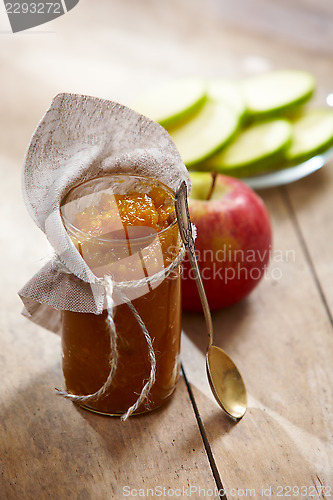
[282,162,333,320]
[0,157,217,498]
[1,0,333,497]
[182,186,333,496]
[0,366,216,499]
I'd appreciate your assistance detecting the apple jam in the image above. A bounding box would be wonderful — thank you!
[60,175,183,415]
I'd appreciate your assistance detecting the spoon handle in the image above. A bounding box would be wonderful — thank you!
[175,181,214,349]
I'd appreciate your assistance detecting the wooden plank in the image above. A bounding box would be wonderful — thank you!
[0,364,217,499]
[211,0,333,56]
[1,0,333,497]
[0,12,220,497]
[0,155,218,498]
[281,160,333,319]
[182,186,333,497]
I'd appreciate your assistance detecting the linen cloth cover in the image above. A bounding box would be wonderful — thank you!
[19,93,190,333]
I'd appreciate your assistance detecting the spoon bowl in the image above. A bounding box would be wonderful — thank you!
[207,345,247,420]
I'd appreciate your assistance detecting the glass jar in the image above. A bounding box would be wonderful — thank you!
[60,174,183,416]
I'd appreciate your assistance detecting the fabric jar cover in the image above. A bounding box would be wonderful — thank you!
[19,93,190,333]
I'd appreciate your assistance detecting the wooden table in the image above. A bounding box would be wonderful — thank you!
[1,0,332,498]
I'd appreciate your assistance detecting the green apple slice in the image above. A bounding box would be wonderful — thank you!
[131,77,207,127]
[168,99,240,166]
[286,108,333,163]
[241,70,315,118]
[208,78,247,119]
[205,119,292,177]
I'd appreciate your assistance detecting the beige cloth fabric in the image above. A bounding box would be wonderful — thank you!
[19,93,190,332]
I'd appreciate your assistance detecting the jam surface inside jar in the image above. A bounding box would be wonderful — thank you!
[61,175,182,415]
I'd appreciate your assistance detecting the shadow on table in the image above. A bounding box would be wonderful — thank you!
[182,298,252,355]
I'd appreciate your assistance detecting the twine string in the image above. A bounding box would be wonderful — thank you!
[54,246,184,421]
[116,291,157,422]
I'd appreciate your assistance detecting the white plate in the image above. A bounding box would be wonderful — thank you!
[241,146,333,189]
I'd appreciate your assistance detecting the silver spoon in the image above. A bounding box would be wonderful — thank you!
[175,181,247,420]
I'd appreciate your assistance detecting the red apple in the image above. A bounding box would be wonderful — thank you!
[182,172,272,310]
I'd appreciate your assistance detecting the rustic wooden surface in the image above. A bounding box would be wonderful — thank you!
[1,0,332,498]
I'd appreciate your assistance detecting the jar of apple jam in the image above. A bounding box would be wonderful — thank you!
[60,174,183,416]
